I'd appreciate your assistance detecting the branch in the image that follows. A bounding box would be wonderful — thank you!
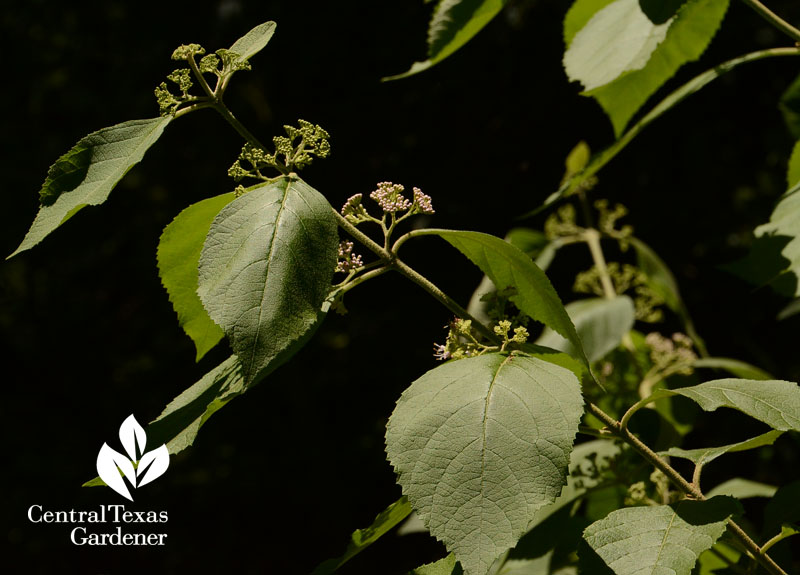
[740,0,800,42]
[587,402,789,575]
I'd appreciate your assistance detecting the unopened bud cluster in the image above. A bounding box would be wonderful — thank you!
[574,262,665,322]
[645,332,696,376]
[341,182,434,225]
[156,42,253,116]
[228,120,331,181]
[335,241,364,274]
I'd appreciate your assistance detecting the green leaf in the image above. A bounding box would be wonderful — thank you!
[566,0,729,136]
[789,141,800,188]
[524,49,800,220]
[497,556,551,575]
[725,182,800,297]
[157,192,235,361]
[228,21,276,62]
[10,117,172,258]
[564,0,672,92]
[312,497,413,575]
[692,357,773,380]
[780,73,800,140]
[649,378,800,432]
[423,229,590,367]
[705,478,777,500]
[466,229,557,327]
[661,429,784,467]
[695,542,740,575]
[386,353,584,575]
[410,554,463,575]
[583,497,741,575]
[197,176,338,384]
[84,354,244,488]
[536,296,635,363]
[384,0,508,81]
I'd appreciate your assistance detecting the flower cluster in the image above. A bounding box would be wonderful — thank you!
[228,120,331,182]
[645,332,697,376]
[370,182,435,216]
[574,262,665,322]
[335,241,363,274]
[493,320,529,348]
[340,194,371,224]
[370,182,412,213]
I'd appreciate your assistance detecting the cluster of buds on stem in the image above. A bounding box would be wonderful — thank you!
[228,120,331,182]
[645,332,697,377]
[341,182,434,226]
[574,262,665,322]
[335,241,364,274]
[155,43,251,117]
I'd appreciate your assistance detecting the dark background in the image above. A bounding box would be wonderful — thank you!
[2,0,800,573]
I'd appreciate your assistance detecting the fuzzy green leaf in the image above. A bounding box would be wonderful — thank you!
[692,357,773,380]
[583,497,741,575]
[661,429,783,467]
[705,478,777,500]
[789,140,800,188]
[312,497,413,575]
[157,193,235,361]
[197,176,338,384]
[426,229,590,367]
[564,0,672,91]
[384,0,508,80]
[410,554,463,575]
[536,296,635,363]
[10,117,172,258]
[229,21,276,62]
[565,0,729,136]
[649,378,800,431]
[386,353,584,575]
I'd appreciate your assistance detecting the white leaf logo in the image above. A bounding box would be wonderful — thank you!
[96,414,170,500]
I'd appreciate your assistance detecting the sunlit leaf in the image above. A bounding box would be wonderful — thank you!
[536,296,635,363]
[387,353,584,575]
[197,176,338,384]
[10,117,172,257]
[384,0,508,80]
[157,192,235,361]
[583,497,741,575]
[423,229,590,367]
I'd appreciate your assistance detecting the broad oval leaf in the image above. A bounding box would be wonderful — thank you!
[536,296,635,363]
[157,192,235,361]
[692,357,773,380]
[565,0,729,136]
[649,378,800,432]
[583,497,741,575]
[9,117,172,258]
[661,429,783,467]
[386,353,584,575]
[564,0,672,92]
[705,478,777,500]
[229,21,277,62]
[423,229,590,367]
[197,177,338,384]
[384,0,508,81]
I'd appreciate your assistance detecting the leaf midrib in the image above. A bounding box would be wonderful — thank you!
[247,177,292,378]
